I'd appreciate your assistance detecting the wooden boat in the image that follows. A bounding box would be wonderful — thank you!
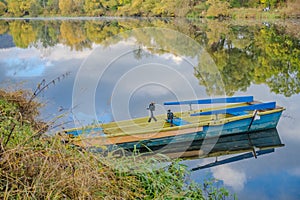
[63,96,284,150]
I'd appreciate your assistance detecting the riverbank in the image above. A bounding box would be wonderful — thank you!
[0,88,231,199]
[231,7,300,19]
[0,0,299,19]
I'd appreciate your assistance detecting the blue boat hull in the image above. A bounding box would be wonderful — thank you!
[109,110,283,150]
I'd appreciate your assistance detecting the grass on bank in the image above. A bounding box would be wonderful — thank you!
[0,88,232,199]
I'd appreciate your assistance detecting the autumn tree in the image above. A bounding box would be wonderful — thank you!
[259,0,280,7]
[7,0,31,17]
[58,0,72,15]
[9,21,38,48]
[59,21,91,50]
[206,0,230,18]
[84,0,104,16]
[0,1,7,16]
[73,0,84,14]
[0,20,8,34]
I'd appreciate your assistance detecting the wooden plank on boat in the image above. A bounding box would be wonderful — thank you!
[74,126,203,147]
[164,96,253,105]
[191,102,276,116]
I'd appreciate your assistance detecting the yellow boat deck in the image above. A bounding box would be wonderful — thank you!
[63,101,285,147]
[98,102,253,137]
[64,102,284,138]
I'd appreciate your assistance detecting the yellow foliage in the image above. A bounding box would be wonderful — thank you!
[206,0,230,17]
[0,21,8,34]
[58,0,72,15]
[60,21,89,50]
[0,2,6,16]
[9,21,37,48]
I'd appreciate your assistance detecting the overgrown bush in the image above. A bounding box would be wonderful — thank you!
[0,88,232,199]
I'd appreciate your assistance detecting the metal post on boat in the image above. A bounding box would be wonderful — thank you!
[246,111,258,159]
[248,110,258,131]
[252,148,258,159]
[189,103,192,111]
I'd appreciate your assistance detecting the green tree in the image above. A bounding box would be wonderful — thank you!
[46,0,59,14]
[29,0,42,17]
[35,21,60,47]
[253,25,300,96]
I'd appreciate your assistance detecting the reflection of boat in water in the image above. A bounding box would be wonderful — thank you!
[189,128,284,171]
[102,128,284,163]
[192,149,276,171]
[62,96,284,150]
[159,128,284,160]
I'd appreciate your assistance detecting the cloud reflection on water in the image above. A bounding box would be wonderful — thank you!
[0,28,300,200]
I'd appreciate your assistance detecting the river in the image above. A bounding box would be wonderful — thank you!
[0,18,299,199]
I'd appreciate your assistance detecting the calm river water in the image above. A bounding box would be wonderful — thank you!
[0,18,299,199]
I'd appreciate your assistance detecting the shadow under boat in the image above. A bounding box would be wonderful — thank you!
[102,128,284,169]
[149,128,284,158]
[169,128,284,171]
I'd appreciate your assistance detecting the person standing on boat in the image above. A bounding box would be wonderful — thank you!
[147,102,157,122]
[167,109,174,127]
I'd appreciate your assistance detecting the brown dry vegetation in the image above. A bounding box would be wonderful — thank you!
[231,0,300,19]
[279,0,300,18]
[0,88,46,132]
[1,88,229,199]
[0,139,147,199]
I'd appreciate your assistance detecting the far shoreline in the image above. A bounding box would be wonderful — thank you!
[0,15,299,21]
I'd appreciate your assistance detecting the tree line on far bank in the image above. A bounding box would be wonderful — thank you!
[0,0,298,18]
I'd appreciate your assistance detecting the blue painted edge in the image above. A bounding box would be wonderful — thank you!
[66,127,103,136]
[190,102,276,116]
[228,111,249,116]
[164,96,253,105]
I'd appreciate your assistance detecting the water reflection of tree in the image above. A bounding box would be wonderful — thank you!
[60,21,92,51]
[2,19,300,97]
[253,25,300,97]
[195,22,300,97]
[0,20,8,35]
[196,22,256,96]
[35,21,60,48]
[9,21,37,48]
